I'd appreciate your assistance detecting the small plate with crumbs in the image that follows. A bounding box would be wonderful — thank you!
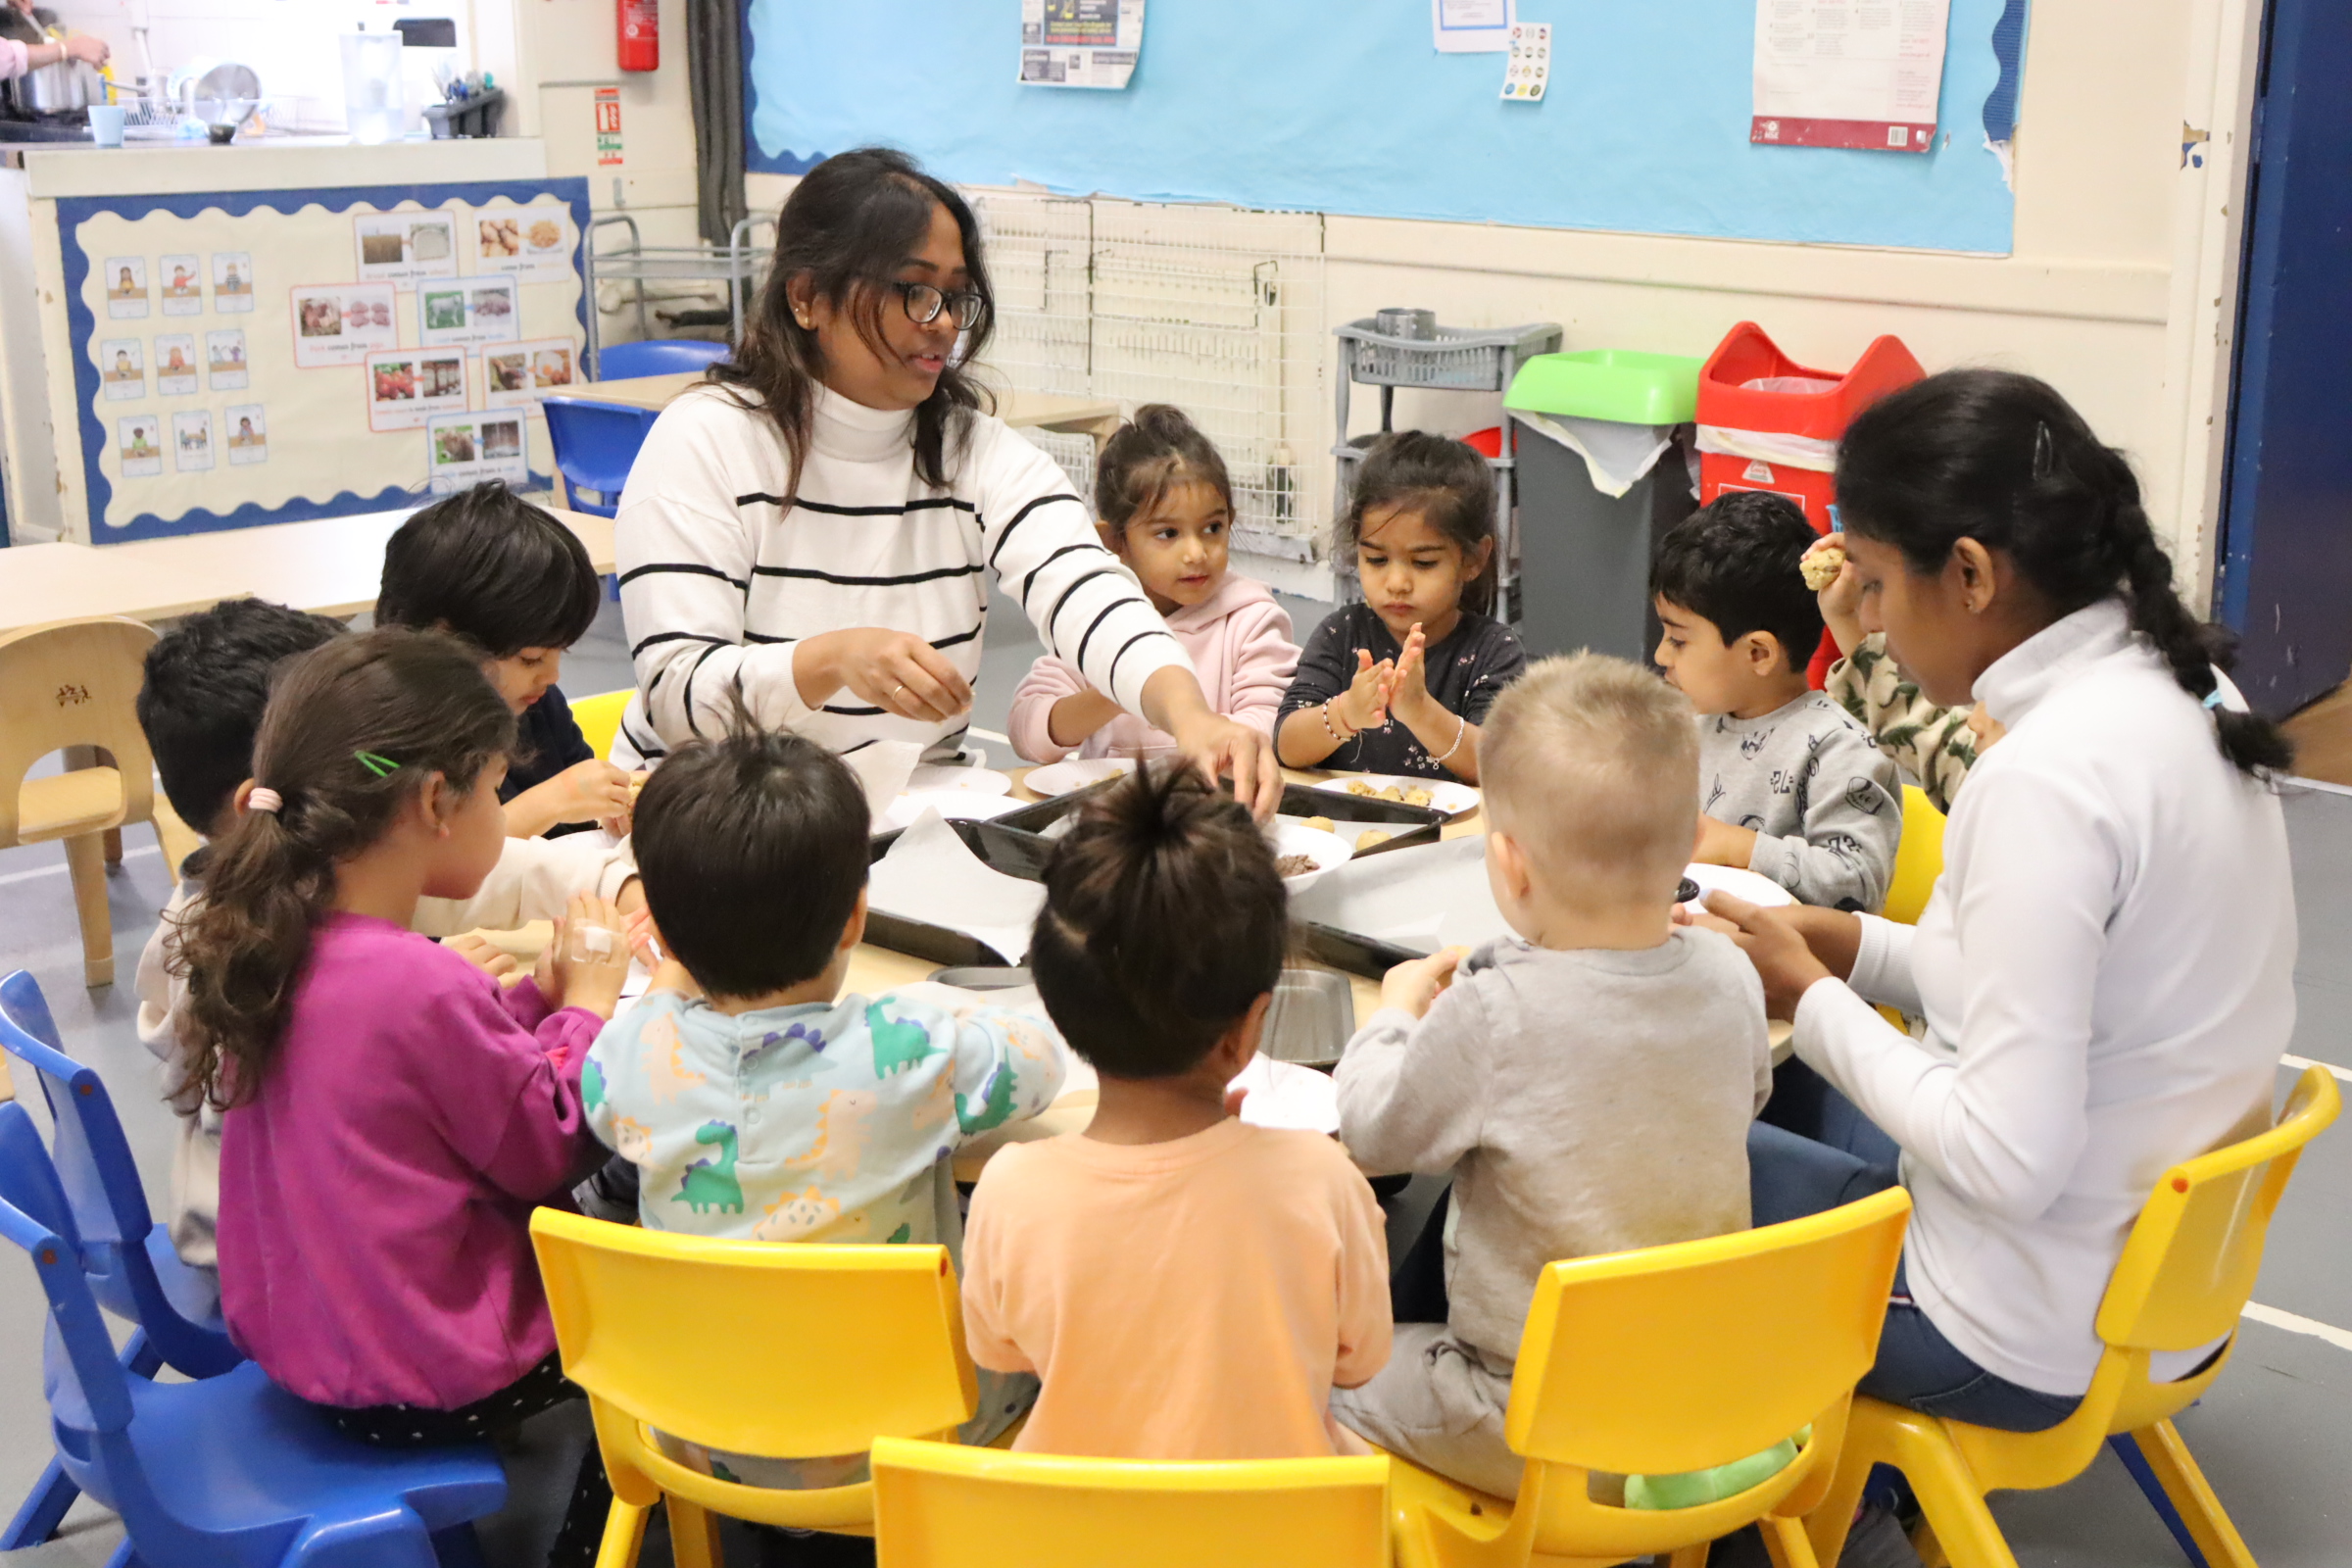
[1269,821,1354,895]
[1310,773,1481,819]
[1022,758,1138,798]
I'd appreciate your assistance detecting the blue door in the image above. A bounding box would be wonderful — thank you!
[2217,0,2352,715]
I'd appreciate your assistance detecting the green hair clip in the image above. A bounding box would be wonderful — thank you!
[354,751,401,778]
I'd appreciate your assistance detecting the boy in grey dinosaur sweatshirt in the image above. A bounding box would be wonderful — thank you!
[1650,492,1901,911]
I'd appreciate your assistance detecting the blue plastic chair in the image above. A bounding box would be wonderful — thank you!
[593,338,727,380]
[540,396,662,520]
[0,1102,507,1568]
[0,968,243,1548]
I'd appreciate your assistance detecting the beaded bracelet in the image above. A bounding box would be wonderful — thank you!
[1321,699,1356,744]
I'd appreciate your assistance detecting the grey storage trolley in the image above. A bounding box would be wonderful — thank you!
[1331,315,1561,617]
[583,213,779,380]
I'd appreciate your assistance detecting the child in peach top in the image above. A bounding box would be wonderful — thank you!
[959,765,1392,1458]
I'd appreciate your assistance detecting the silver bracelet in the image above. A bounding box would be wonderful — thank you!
[1431,710,1468,765]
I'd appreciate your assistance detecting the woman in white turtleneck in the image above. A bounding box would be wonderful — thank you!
[611,146,1280,814]
[1704,369,2297,1438]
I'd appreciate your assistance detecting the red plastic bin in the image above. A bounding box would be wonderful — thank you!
[1694,322,1923,683]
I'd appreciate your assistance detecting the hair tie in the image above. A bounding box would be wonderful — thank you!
[2203,688,2227,711]
[354,751,400,777]
[246,787,283,814]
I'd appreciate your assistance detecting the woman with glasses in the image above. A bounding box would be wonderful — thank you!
[608,146,1281,814]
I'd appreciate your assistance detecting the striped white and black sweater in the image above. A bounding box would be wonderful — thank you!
[610,385,1194,765]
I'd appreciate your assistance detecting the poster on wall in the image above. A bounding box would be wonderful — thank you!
[172,410,215,473]
[105,257,149,318]
[1751,0,1950,152]
[161,254,203,316]
[224,403,268,466]
[155,334,198,396]
[418,275,520,349]
[473,209,575,281]
[1432,0,1513,53]
[366,347,471,431]
[1018,0,1143,88]
[207,329,249,390]
[212,252,255,313]
[117,414,162,477]
[98,337,143,400]
[425,408,528,492]
[482,337,578,407]
[354,212,461,286]
[290,282,398,368]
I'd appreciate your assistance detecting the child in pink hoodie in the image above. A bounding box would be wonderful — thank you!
[1011,405,1300,762]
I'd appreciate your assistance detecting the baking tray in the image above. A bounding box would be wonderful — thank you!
[920,963,1356,1069]
[862,816,1054,968]
[990,778,1447,857]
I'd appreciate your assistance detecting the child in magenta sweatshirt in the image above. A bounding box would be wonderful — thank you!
[173,627,634,1568]
[1009,405,1299,762]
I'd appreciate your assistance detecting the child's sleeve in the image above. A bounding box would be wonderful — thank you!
[1226,598,1302,736]
[937,1004,1069,1143]
[1458,621,1529,725]
[417,972,604,1203]
[1826,633,1977,815]
[1276,612,1353,731]
[535,689,596,774]
[1006,653,1092,764]
[1745,723,1904,911]
[1332,979,1491,1176]
[412,833,636,938]
[957,1165,1035,1374]
[1329,1156,1394,1390]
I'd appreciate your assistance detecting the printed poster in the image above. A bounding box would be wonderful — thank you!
[172,410,214,473]
[1433,0,1513,53]
[212,252,255,314]
[98,337,143,401]
[160,254,203,317]
[482,337,578,407]
[1501,21,1549,99]
[104,256,148,318]
[354,211,461,286]
[418,275,520,349]
[426,409,528,493]
[366,347,470,431]
[290,282,398,368]
[224,403,268,466]
[1752,0,1950,152]
[207,328,249,391]
[154,334,198,396]
[118,414,163,477]
[473,208,575,282]
[1018,0,1144,88]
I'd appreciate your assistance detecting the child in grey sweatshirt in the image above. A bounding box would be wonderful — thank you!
[1651,492,1901,910]
[1330,654,1773,1500]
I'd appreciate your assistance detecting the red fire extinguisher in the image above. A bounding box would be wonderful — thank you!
[617,0,658,72]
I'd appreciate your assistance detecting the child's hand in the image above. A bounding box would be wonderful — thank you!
[1385,624,1432,722]
[1692,814,1760,869]
[552,760,637,825]
[1806,538,1865,656]
[1380,947,1465,1019]
[598,771,650,839]
[546,893,633,1019]
[1336,649,1394,732]
[445,932,519,982]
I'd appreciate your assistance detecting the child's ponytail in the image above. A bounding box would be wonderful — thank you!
[1094,404,1234,534]
[173,628,516,1109]
[1836,368,2292,777]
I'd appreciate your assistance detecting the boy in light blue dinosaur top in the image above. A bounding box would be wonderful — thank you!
[584,726,1064,1492]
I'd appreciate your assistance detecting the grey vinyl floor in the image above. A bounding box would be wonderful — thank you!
[0,591,2344,1566]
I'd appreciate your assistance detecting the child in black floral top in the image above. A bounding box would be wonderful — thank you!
[1277,433,1526,781]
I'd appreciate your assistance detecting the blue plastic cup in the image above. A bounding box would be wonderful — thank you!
[87,105,125,147]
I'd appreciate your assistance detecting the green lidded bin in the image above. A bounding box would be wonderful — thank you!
[1505,349,1704,664]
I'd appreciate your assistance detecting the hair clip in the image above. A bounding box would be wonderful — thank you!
[245,787,282,814]
[354,751,401,777]
[2032,420,2054,477]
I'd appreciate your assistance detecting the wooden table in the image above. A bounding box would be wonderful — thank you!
[0,507,615,634]
[573,374,1125,450]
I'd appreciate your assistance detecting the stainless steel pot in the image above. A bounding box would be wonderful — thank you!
[20,57,103,114]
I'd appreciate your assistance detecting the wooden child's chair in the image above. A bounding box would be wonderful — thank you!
[0,617,162,987]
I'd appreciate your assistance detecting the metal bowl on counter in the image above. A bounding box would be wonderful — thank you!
[175,61,262,143]
[18,58,107,116]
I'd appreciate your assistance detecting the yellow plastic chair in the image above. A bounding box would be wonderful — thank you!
[1881,785,1945,927]
[530,1209,982,1568]
[0,617,162,987]
[1804,1065,2341,1568]
[570,687,633,765]
[869,1438,1391,1568]
[1383,1186,1912,1568]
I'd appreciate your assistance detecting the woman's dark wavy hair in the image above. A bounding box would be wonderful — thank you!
[710,146,994,500]
[172,629,515,1109]
[1836,368,2290,776]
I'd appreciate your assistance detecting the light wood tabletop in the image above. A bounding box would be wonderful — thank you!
[571,373,1125,448]
[0,507,615,633]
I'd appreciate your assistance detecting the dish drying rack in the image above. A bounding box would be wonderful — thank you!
[583,212,777,377]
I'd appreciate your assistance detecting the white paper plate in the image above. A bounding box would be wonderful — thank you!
[1270,821,1354,896]
[876,790,1028,835]
[1681,862,1795,909]
[1310,773,1481,819]
[1023,757,1138,798]
[906,763,1012,796]
[1277,813,1413,858]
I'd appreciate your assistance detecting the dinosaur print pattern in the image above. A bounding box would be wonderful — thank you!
[754,1185,842,1241]
[640,1010,706,1104]
[868,1003,945,1076]
[678,1120,743,1214]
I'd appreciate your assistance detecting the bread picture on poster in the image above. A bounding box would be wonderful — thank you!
[99,338,144,401]
[105,257,149,319]
[225,403,268,466]
[118,415,162,477]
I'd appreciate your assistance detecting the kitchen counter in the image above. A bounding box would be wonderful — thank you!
[5,134,545,196]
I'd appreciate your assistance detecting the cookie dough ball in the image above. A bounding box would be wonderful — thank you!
[1353,828,1393,855]
[1302,815,1336,834]
[1800,539,1847,591]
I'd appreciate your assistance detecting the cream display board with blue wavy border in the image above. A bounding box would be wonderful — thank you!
[60,177,591,542]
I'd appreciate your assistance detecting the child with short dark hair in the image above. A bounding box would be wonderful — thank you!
[1277,432,1525,781]
[1010,404,1299,761]
[960,765,1391,1458]
[375,481,628,839]
[584,726,1063,1488]
[1651,491,1900,909]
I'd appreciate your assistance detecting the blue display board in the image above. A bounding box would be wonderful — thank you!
[745,0,2018,255]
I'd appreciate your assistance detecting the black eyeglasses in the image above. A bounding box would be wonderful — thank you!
[888,279,987,331]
